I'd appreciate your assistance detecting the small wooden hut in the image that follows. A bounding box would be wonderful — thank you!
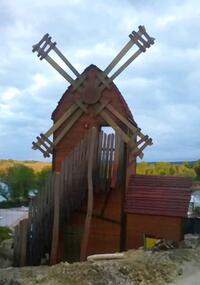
[125,174,193,249]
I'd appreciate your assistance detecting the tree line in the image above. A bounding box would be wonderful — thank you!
[0,163,51,204]
[137,160,200,179]
[0,160,200,206]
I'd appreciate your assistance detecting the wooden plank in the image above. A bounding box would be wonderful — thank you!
[104,27,145,75]
[96,71,111,89]
[13,225,20,266]
[44,53,75,85]
[75,100,88,113]
[107,133,115,189]
[120,143,127,252]
[19,219,28,267]
[45,103,79,137]
[105,102,138,134]
[32,142,50,157]
[111,134,120,189]
[95,99,110,116]
[80,128,97,261]
[99,109,130,143]
[36,136,53,154]
[103,134,111,191]
[53,45,80,77]
[40,133,54,147]
[110,49,142,81]
[100,132,107,190]
[54,109,83,146]
[104,39,135,75]
[50,173,60,265]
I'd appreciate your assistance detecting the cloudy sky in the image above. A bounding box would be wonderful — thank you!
[0,0,199,162]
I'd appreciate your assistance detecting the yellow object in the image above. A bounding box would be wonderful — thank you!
[144,235,160,250]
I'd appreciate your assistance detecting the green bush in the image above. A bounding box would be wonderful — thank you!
[0,227,12,243]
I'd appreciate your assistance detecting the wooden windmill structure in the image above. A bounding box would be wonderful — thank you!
[13,27,193,266]
[13,26,155,265]
[32,25,154,172]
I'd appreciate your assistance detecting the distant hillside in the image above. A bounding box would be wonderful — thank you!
[0,160,51,174]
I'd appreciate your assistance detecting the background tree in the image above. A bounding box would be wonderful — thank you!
[194,160,200,178]
[36,166,51,189]
[4,164,36,200]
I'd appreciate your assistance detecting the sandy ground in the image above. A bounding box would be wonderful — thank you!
[0,238,200,285]
[170,262,200,285]
[0,247,200,285]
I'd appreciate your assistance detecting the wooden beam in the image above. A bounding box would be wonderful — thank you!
[104,27,145,75]
[96,71,111,89]
[120,143,127,252]
[75,100,88,113]
[80,127,97,261]
[105,102,148,141]
[99,109,130,143]
[40,133,54,147]
[36,136,53,154]
[19,219,28,267]
[44,53,75,85]
[32,142,50,157]
[128,135,148,151]
[45,103,79,137]
[131,138,153,157]
[105,102,138,133]
[95,99,110,116]
[53,109,83,146]
[50,173,60,265]
[53,45,80,77]
[110,49,142,81]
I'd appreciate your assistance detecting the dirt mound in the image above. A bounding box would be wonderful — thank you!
[0,244,200,285]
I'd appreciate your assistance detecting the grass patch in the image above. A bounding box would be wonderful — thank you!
[0,227,12,243]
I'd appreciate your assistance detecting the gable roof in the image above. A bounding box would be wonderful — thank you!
[51,64,136,125]
[125,174,193,218]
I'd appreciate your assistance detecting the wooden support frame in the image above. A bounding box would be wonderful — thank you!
[104,25,154,79]
[80,127,97,261]
[45,103,79,137]
[50,173,60,265]
[32,103,80,155]
[120,143,127,252]
[54,109,83,146]
[75,100,88,113]
[95,101,149,159]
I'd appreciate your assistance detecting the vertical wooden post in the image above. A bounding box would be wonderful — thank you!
[13,224,20,266]
[120,143,127,252]
[80,127,97,261]
[50,172,60,265]
[19,219,28,266]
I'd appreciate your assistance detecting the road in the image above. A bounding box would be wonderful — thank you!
[0,207,28,227]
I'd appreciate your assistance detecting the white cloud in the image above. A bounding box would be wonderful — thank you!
[0,87,20,101]
[0,0,200,162]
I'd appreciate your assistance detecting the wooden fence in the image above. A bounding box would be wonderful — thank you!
[13,128,123,266]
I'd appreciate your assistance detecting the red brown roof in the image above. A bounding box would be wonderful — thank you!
[125,174,193,218]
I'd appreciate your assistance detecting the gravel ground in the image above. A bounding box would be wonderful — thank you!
[0,242,200,285]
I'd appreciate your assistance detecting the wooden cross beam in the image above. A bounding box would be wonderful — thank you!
[32,33,84,91]
[95,100,153,159]
[32,101,88,157]
[103,25,155,82]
